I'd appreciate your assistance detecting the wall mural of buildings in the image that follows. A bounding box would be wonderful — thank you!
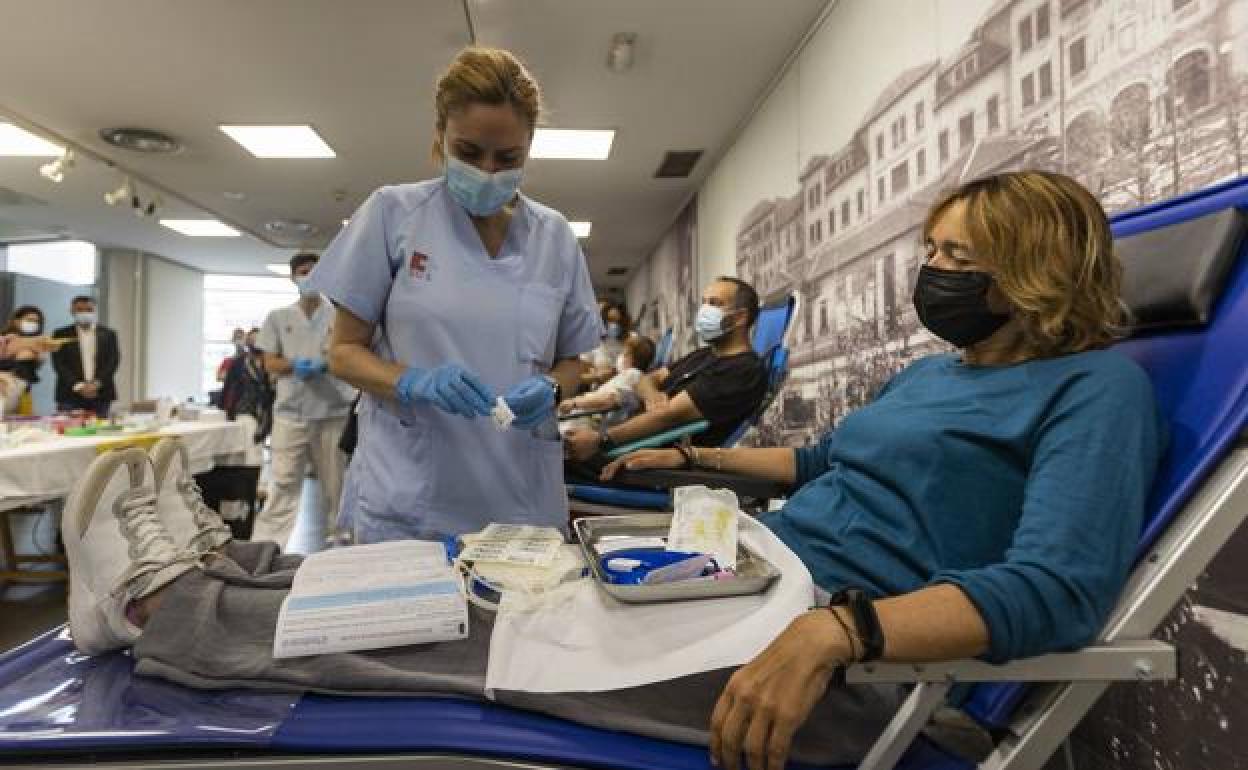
[719,0,1248,766]
[634,198,699,361]
[741,0,1248,450]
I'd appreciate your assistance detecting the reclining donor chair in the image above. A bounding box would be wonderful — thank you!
[3,178,1248,769]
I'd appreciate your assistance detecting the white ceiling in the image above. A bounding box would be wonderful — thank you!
[0,0,826,288]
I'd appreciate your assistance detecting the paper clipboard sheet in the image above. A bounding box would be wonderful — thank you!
[274,540,468,659]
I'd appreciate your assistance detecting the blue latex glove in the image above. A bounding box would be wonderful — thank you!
[503,376,556,429]
[396,364,493,418]
[292,358,326,380]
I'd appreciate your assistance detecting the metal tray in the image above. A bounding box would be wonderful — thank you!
[573,513,780,603]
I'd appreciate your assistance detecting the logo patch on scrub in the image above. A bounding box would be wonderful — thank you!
[409,250,432,281]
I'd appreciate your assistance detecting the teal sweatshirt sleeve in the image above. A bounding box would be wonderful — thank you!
[794,433,835,487]
[793,360,927,487]
[930,360,1165,663]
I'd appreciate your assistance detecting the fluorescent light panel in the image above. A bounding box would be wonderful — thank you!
[219,125,336,158]
[530,129,614,160]
[266,263,292,275]
[160,219,241,237]
[0,123,63,156]
[7,240,97,285]
[569,221,592,238]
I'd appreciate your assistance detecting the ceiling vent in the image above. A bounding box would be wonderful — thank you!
[607,266,629,276]
[99,127,182,154]
[654,150,703,179]
[265,219,321,243]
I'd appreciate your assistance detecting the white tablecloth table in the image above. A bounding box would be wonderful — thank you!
[0,420,253,510]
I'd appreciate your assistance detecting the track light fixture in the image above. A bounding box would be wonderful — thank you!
[39,148,75,183]
[104,176,134,206]
[133,193,162,218]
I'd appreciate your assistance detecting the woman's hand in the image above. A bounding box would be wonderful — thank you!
[599,448,685,480]
[557,398,578,416]
[709,610,851,770]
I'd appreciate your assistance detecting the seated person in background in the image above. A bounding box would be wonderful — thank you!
[60,172,1165,770]
[564,277,767,466]
[580,300,634,389]
[558,334,656,427]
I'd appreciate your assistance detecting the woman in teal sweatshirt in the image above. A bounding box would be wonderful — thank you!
[604,170,1167,770]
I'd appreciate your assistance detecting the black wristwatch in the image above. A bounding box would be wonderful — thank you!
[598,427,618,452]
[830,588,885,662]
[543,375,563,405]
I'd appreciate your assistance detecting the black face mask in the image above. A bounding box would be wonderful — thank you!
[912,265,1010,348]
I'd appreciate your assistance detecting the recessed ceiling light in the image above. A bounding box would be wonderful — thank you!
[341,218,350,227]
[0,123,63,156]
[266,263,292,276]
[160,219,241,237]
[530,129,614,160]
[223,190,247,201]
[569,221,592,238]
[218,125,336,158]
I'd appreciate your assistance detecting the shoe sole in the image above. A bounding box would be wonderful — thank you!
[149,436,183,492]
[62,447,148,547]
[61,447,149,654]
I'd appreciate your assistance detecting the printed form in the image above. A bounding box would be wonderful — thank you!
[273,540,469,658]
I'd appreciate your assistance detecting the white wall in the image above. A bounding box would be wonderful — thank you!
[102,248,142,408]
[143,256,203,403]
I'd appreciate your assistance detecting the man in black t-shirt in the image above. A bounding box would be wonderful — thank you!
[565,277,767,464]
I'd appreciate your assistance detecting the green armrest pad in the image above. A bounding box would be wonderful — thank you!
[604,420,710,460]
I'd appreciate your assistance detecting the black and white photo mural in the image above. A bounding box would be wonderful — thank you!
[628,0,1248,766]
[630,198,699,361]
[742,0,1248,450]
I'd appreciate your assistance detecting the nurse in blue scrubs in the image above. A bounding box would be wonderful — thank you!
[308,47,602,543]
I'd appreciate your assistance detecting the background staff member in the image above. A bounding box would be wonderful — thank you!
[308,46,601,544]
[251,252,356,549]
[51,295,119,417]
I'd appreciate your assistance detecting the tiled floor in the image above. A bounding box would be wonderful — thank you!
[0,478,328,654]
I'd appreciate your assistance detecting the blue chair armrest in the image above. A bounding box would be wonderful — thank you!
[604,420,709,459]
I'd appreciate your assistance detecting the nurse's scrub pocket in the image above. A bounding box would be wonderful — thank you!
[355,404,434,519]
[515,283,563,370]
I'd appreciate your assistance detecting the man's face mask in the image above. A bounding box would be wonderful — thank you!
[74,311,96,327]
[18,320,40,336]
[605,322,623,340]
[444,142,524,218]
[696,304,736,343]
[912,265,1010,348]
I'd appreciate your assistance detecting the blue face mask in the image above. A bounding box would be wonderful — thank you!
[606,322,623,340]
[695,305,728,343]
[444,150,524,217]
[293,275,313,295]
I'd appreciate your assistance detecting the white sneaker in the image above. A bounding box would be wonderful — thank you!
[61,447,196,655]
[150,437,233,555]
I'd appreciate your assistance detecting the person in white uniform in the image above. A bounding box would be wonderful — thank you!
[251,252,356,548]
[307,46,601,543]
